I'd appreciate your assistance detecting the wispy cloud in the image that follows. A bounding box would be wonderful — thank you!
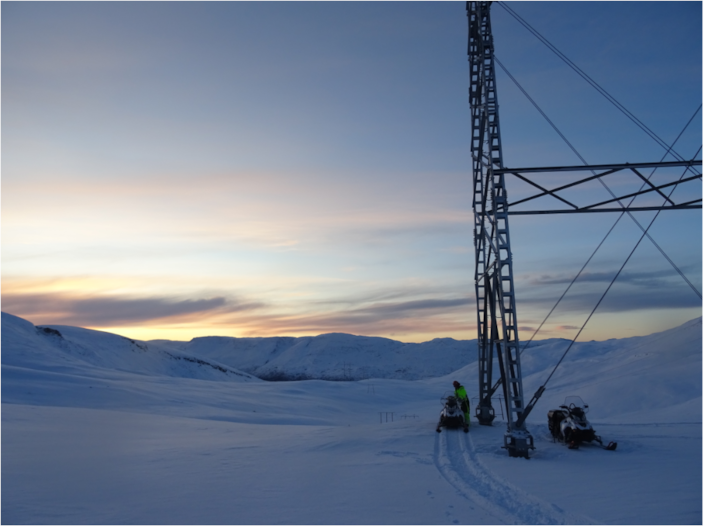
[517,282,701,316]
[1,293,263,327]
[1,284,476,341]
[516,264,702,314]
[3,168,471,256]
[212,295,476,339]
[525,267,700,289]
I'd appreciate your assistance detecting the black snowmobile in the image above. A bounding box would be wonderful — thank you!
[436,392,468,433]
[547,396,617,450]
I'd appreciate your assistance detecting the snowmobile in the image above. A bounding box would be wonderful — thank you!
[547,396,617,450]
[436,392,468,433]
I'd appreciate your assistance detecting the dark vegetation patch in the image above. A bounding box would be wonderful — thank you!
[173,354,250,379]
[257,372,358,382]
[37,326,63,338]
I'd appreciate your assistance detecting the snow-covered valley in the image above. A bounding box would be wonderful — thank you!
[1,312,702,524]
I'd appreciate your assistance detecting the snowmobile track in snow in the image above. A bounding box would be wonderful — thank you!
[433,429,597,524]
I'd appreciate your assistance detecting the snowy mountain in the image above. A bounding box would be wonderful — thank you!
[158,332,477,381]
[2,312,256,382]
[2,312,702,524]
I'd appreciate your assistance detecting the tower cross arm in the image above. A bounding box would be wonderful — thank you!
[494,159,701,175]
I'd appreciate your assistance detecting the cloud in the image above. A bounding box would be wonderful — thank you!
[3,166,471,257]
[311,296,474,328]
[1,293,263,327]
[518,283,701,316]
[366,297,473,314]
[526,267,700,289]
[517,326,536,332]
[214,295,476,339]
[1,288,475,340]
[516,263,702,316]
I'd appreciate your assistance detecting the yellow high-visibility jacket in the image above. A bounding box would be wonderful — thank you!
[455,386,470,412]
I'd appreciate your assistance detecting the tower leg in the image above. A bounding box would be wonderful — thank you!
[468,0,533,457]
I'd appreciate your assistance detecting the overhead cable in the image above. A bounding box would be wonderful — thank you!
[495,56,703,304]
[538,142,702,393]
[486,64,702,399]
[496,1,700,177]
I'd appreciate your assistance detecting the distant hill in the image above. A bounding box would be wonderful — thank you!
[1,312,702,423]
[1,312,256,382]
[520,316,703,422]
[1,312,478,381]
[162,332,477,381]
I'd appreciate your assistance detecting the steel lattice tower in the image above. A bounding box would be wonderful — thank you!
[467,0,533,458]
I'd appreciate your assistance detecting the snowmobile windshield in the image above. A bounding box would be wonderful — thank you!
[440,392,458,405]
[563,395,588,410]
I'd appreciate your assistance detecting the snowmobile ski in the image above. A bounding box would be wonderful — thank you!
[602,440,618,451]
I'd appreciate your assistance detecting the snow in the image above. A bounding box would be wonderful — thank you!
[1,311,702,524]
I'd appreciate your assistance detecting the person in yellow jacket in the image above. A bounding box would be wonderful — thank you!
[453,381,470,424]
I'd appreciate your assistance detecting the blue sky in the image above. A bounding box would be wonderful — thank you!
[2,1,702,342]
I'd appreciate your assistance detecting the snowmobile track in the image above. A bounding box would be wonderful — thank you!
[434,429,597,524]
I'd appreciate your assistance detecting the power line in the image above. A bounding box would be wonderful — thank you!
[488,60,702,400]
[496,1,700,176]
[518,150,701,425]
[539,149,700,393]
[495,56,702,306]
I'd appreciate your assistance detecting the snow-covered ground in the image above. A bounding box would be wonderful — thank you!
[2,312,702,524]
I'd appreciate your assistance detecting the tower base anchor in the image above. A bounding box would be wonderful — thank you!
[504,429,535,459]
[475,403,496,426]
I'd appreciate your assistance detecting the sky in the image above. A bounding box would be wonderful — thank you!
[2,1,702,343]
